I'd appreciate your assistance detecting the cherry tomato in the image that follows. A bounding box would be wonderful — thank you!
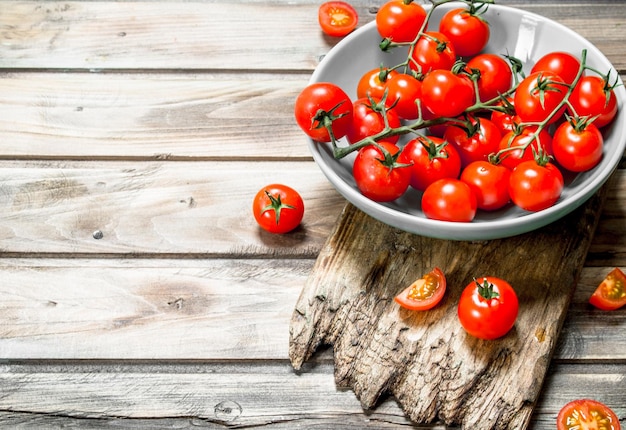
[443,117,501,167]
[552,118,603,172]
[384,73,423,120]
[497,127,553,170]
[395,267,446,311]
[347,97,401,145]
[410,31,457,73]
[569,75,619,128]
[530,51,581,86]
[589,267,626,311]
[508,159,564,212]
[557,399,621,430]
[514,71,568,124]
[422,178,477,222]
[458,276,519,340]
[318,1,359,38]
[398,135,462,191]
[438,8,490,57]
[294,83,353,142]
[252,184,304,234]
[460,160,511,211]
[421,70,475,118]
[353,141,410,202]
[466,53,513,102]
[357,67,395,100]
[375,0,427,43]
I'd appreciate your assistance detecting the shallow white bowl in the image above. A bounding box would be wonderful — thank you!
[307,3,626,241]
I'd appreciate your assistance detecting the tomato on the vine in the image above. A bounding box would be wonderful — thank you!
[514,71,568,124]
[530,51,581,86]
[422,178,477,222]
[508,158,564,212]
[557,399,621,430]
[421,70,475,118]
[347,97,401,145]
[357,67,395,100]
[410,31,457,73]
[398,135,462,191]
[294,83,353,142]
[490,97,519,135]
[460,160,511,211]
[552,117,603,172]
[458,276,519,340]
[438,7,489,57]
[443,117,501,167]
[384,73,423,120]
[589,267,626,311]
[353,141,410,202]
[376,0,427,43]
[395,267,446,311]
[253,184,304,234]
[497,127,553,170]
[466,53,513,102]
[569,75,619,128]
[318,1,358,38]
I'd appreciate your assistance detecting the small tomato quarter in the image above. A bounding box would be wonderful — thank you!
[458,277,519,340]
[318,1,358,37]
[253,184,304,234]
[589,267,626,311]
[557,399,621,430]
[395,267,446,311]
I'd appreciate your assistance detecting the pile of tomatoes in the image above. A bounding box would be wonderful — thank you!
[296,0,619,223]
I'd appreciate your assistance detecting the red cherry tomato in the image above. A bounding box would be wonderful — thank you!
[530,51,581,86]
[508,159,564,212]
[376,0,427,43]
[357,67,395,100]
[514,71,568,124]
[552,119,604,172]
[318,1,359,38]
[458,276,519,340]
[294,83,353,143]
[398,135,462,191]
[352,141,410,202]
[569,75,619,128]
[410,31,457,73]
[421,70,475,118]
[497,127,553,170]
[557,399,621,430]
[252,184,304,234]
[395,267,446,311]
[384,73,423,120]
[466,53,513,102]
[443,117,501,168]
[460,160,511,211]
[589,267,626,311]
[347,97,401,145]
[438,8,490,57]
[422,178,477,222]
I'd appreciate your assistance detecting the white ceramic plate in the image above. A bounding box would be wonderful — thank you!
[307,3,626,241]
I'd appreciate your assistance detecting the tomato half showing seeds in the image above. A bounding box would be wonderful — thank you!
[318,1,359,38]
[589,267,626,311]
[458,276,519,340]
[395,267,446,311]
[557,399,621,430]
[252,184,304,234]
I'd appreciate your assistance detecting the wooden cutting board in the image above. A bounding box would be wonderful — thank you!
[289,178,612,429]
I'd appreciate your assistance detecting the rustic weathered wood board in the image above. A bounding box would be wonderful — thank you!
[290,181,610,429]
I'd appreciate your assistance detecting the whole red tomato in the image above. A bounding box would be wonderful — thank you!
[421,178,477,222]
[514,71,568,124]
[398,135,462,191]
[508,159,564,212]
[294,83,353,142]
[347,97,401,145]
[458,276,519,340]
[557,399,621,430]
[376,0,427,43]
[530,51,581,86]
[357,67,395,100]
[569,75,619,128]
[444,117,501,168]
[438,8,490,57]
[460,160,511,211]
[353,141,410,202]
[253,184,304,234]
[466,53,513,102]
[552,118,604,172]
[410,31,457,73]
[384,73,423,120]
[497,127,553,170]
[421,70,475,118]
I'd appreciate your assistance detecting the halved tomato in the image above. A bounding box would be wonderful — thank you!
[557,399,621,430]
[589,267,626,311]
[318,1,358,37]
[395,267,446,311]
